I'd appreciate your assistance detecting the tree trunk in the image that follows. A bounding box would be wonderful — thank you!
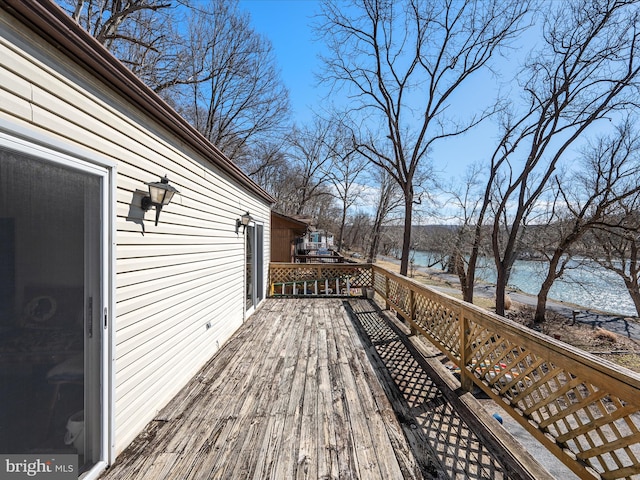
[464,255,476,303]
[368,218,382,263]
[399,195,413,276]
[463,223,484,304]
[495,263,508,316]
[338,204,347,252]
[535,278,553,324]
[535,252,564,323]
[624,278,640,317]
[452,251,470,301]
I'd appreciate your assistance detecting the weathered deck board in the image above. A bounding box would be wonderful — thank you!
[100,298,546,480]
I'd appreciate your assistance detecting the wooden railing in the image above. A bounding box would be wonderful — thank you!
[268,263,640,480]
[292,253,345,263]
[269,262,372,296]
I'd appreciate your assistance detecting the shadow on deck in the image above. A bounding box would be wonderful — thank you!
[100,298,548,480]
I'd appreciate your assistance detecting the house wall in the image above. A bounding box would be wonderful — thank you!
[0,9,271,456]
[271,227,292,262]
[271,216,298,262]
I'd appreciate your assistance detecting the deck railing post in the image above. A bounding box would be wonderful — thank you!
[459,307,474,392]
[385,275,390,310]
[409,289,417,335]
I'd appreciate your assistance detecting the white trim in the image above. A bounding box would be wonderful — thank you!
[79,461,108,480]
[107,162,117,466]
[0,128,116,477]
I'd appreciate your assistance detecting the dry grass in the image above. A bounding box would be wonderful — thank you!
[504,304,640,373]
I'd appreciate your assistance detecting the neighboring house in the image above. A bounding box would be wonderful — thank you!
[300,229,335,253]
[0,1,272,478]
[270,212,308,262]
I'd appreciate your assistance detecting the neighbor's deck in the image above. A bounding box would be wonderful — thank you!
[100,298,543,480]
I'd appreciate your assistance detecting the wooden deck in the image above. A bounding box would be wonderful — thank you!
[100,298,547,480]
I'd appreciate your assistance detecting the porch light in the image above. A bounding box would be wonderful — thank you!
[142,175,179,226]
[236,211,253,234]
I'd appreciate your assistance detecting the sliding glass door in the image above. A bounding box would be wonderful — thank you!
[0,145,107,474]
[245,223,264,316]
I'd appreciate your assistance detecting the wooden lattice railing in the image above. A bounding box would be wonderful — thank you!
[269,262,373,297]
[373,265,640,480]
[268,262,640,479]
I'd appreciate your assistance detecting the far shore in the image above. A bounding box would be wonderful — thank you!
[374,253,630,314]
[360,253,640,342]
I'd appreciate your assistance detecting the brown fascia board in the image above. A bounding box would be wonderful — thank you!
[272,211,309,236]
[272,211,308,228]
[1,0,275,205]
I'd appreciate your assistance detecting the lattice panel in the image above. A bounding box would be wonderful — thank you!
[413,292,460,358]
[373,270,386,293]
[387,278,411,318]
[348,266,372,287]
[269,263,373,297]
[464,320,640,480]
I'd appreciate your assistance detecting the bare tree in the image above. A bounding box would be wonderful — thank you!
[590,196,640,316]
[283,118,339,216]
[317,0,531,276]
[59,0,171,47]
[441,163,487,300]
[242,141,288,192]
[179,0,290,163]
[57,0,192,91]
[367,167,403,262]
[58,0,291,168]
[344,211,372,253]
[322,124,368,252]
[532,123,640,322]
[475,0,640,316]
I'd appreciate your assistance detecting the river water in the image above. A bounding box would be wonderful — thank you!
[410,251,637,317]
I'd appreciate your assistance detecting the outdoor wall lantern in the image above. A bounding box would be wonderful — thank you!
[236,211,253,234]
[142,175,179,226]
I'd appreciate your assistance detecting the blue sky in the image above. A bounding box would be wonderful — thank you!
[236,1,611,197]
[238,0,517,185]
[239,0,325,125]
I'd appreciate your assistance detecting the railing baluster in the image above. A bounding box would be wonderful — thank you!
[409,289,417,336]
[459,308,473,392]
[385,275,390,310]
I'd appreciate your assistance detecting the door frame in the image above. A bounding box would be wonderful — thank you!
[0,124,116,478]
[244,219,264,318]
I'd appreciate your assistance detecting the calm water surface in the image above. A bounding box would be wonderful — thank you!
[410,251,637,317]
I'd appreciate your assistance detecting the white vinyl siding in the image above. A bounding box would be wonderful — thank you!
[1,11,271,456]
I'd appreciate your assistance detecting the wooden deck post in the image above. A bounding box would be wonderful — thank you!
[459,307,474,392]
[409,289,417,335]
[384,276,390,310]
